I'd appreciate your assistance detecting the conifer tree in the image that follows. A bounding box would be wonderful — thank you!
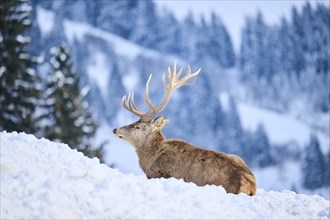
[106,62,126,123]
[302,134,326,189]
[209,12,235,67]
[240,17,255,82]
[130,0,158,48]
[156,9,182,54]
[290,6,306,76]
[222,97,246,158]
[252,124,275,167]
[41,43,102,159]
[324,152,330,186]
[180,11,198,61]
[0,0,41,133]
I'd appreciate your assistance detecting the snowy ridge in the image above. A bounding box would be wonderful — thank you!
[1,132,329,219]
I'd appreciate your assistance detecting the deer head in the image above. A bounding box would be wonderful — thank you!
[113,116,169,149]
[113,62,201,148]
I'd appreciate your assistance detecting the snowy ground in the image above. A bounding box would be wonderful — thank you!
[1,132,329,219]
[236,101,329,154]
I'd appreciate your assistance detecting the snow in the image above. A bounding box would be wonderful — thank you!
[36,6,55,37]
[86,50,110,98]
[62,19,159,61]
[236,101,329,154]
[253,161,330,199]
[0,66,6,76]
[254,161,301,191]
[16,35,30,44]
[122,70,140,92]
[1,131,329,219]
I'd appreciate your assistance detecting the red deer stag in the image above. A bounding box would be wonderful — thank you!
[113,62,256,195]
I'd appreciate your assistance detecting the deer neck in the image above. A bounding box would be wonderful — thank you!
[136,131,164,170]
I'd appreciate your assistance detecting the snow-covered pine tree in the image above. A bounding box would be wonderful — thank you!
[130,0,159,48]
[314,3,329,76]
[306,3,329,113]
[302,134,326,189]
[41,43,102,159]
[0,0,41,134]
[290,6,306,77]
[325,152,330,186]
[278,18,293,74]
[253,12,268,80]
[251,124,275,167]
[156,9,182,55]
[195,15,211,63]
[209,12,235,68]
[106,62,126,124]
[239,2,329,114]
[85,0,100,27]
[239,17,255,82]
[180,11,198,61]
[222,97,247,159]
[97,0,137,39]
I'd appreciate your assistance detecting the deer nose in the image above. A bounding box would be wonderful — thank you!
[113,128,117,134]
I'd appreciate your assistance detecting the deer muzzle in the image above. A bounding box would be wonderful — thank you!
[113,128,123,138]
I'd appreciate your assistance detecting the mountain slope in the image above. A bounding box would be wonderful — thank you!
[1,131,329,219]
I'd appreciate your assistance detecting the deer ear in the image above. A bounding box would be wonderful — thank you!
[154,116,169,129]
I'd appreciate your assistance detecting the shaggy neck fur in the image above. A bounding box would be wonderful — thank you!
[136,131,164,172]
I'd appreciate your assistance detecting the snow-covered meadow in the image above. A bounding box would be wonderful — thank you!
[1,131,329,219]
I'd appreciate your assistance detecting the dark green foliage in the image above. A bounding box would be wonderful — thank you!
[41,43,102,159]
[0,0,41,134]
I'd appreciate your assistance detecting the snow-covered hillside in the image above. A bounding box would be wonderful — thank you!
[1,132,329,219]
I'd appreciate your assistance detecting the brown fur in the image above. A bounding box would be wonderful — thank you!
[113,116,257,196]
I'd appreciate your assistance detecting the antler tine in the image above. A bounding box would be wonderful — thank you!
[176,67,183,79]
[145,74,157,111]
[122,62,201,120]
[130,93,143,113]
[121,95,129,111]
[167,66,173,82]
[162,72,167,89]
[176,65,201,87]
[121,92,146,118]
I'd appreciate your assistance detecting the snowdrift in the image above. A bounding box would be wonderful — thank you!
[1,132,329,219]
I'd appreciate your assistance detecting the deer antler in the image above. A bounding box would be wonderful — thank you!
[122,61,201,121]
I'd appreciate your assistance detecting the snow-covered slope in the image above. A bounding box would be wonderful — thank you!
[236,99,330,198]
[1,132,329,219]
[237,101,329,154]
